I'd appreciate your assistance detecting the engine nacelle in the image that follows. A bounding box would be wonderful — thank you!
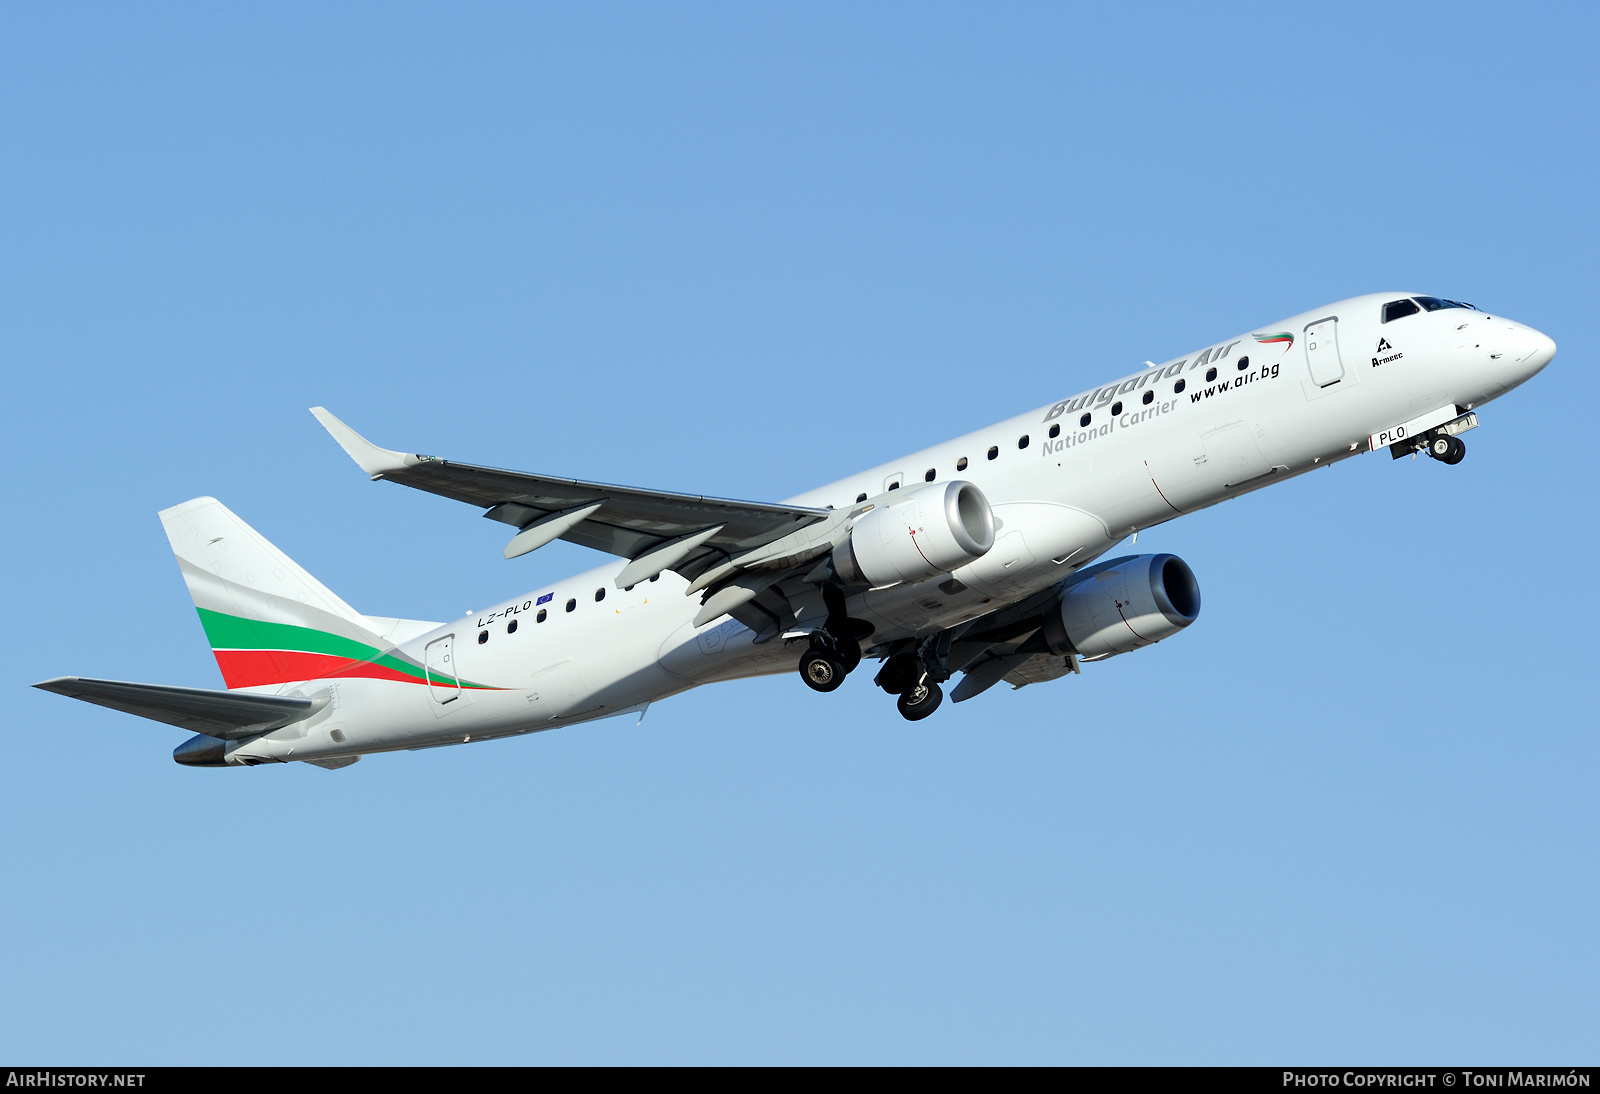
[833,480,995,587]
[1048,553,1201,659]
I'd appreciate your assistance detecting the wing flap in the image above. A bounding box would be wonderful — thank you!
[34,677,324,740]
[1002,653,1076,689]
[950,654,1031,702]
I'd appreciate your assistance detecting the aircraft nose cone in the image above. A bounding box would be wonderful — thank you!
[1525,328,1557,370]
[1501,324,1557,378]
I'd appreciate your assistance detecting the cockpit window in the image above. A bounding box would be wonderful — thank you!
[1382,299,1420,323]
[1415,296,1476,312]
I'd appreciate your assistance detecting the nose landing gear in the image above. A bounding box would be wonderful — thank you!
[1428,434,1466,464]
[1388,412,1476,465]
[1393,430,1467,464]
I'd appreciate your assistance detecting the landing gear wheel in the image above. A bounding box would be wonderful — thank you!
[800,648,846,693]
[897,681,944,721]
[1428,435,1466,464]
[836,637,862,673]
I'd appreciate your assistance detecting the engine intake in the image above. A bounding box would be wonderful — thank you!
[833,480,994,587]
[1050,553,1201,659]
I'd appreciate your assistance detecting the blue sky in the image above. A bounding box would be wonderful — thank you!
[2,2,1595,1064]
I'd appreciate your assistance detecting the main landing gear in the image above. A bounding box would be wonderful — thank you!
[796,584,872,694]
[872,641,949,722]
[897,679,943,721]
[799,632,859,693]
[793,586,951,723]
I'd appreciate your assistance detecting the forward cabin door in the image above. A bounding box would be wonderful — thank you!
[424,634,461,704]
[1304,317,1344,387]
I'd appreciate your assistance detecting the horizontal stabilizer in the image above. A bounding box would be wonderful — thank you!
[34,677,325,740]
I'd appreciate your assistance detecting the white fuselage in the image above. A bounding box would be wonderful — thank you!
[230,293,1556,765]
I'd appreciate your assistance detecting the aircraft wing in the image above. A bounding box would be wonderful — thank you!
[311,408,839,591]
[34,677,325,740]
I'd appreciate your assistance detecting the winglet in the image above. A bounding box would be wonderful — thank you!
[310,408,418,478]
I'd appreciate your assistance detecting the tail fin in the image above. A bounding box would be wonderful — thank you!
[160,497,426,691]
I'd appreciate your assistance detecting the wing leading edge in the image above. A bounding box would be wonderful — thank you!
[310,409,839,597]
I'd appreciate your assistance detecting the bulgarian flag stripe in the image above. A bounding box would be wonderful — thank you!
[195,608,503,691]
[212,649,437,689]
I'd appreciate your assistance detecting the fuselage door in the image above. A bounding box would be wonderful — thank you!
[1304,316,1344,387]
[1203,421,1271,488]
[424,635,461,703]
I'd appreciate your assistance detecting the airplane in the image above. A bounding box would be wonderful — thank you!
[35,293,1556,769]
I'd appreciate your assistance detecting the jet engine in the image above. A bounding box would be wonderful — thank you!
[1044,553,1201,659]
[833,480,994,587]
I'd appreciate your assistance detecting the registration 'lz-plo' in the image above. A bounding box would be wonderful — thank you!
[36,293,1557,768]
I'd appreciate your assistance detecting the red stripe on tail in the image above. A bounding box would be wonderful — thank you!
[212,649,424,689]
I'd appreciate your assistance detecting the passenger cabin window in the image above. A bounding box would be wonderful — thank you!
[1110,401,1122,415]
[1382,299,1420,323]
[478,630,488,644]
[955,457,968,471]
[507,619,518,634]
[1205,367,1217,382]
[1079,413,1091,427]
[1018,435,1029,449]
[1142,390,1154,405]
[1049,424,1060,439]
[987,446,999,460]
[856,492,867,503]
[595,588,605,602]
[1237,356,1249,371]
[887,481,899,490]
[537,608,547,623]
[1174,379,1186,394]
[565,598,576,612]
[924,468,936,482]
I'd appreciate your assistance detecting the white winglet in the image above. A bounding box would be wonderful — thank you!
[310,408,418,478]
